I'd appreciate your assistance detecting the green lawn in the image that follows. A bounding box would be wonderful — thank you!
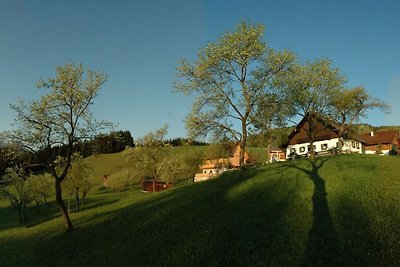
[85,152,129,178]
[1,154,400,266]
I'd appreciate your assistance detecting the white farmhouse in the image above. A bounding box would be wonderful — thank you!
[286,115,364,159]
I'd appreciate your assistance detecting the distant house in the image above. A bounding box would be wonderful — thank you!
[102,175,111,187]
[268,148,286,163]
[360,130,400,155]
[194,143,250,182]
[286,115,364,159]
[229,143,251,167]
[194,158,230,182]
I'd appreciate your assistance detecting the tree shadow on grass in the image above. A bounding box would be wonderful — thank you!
[283,157,341,266]
[0,200,60,231]
[0,195,121,231]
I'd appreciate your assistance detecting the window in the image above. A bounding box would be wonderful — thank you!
[321,144,328,150]
[300,147,305,153]
[351,141,355,148]
[290,148,296,154]
[356,142,360,149]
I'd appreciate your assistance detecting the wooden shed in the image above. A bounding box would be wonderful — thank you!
[141,180,173,192]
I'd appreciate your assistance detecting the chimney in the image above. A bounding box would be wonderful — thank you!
[370,131,374,137]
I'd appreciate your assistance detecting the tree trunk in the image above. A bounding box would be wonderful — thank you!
[35,200,40,214]
[337,137,344,154]
[44,197,49,207]
[75,191,80,212]
[308,114,317,159]
[309,139,315,159]
[17,205,23,224]
[22,204,26,224]
[266,137,272,163]
[81,192,87,210]
[240,120,248,167]
[55,179,74,231]
[68,194,71,214]
[152,178,156,192]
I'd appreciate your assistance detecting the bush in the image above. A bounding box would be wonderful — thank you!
[106,168,140,191]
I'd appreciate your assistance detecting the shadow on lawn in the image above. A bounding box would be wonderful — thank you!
[282,157,341,266]
[0,195,120,231]
[0,200,60,231]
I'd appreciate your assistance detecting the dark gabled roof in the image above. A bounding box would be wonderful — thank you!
[288,114,365,145]
[360,130,400,145]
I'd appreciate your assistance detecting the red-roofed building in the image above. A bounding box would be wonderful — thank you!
[360,130,400,155]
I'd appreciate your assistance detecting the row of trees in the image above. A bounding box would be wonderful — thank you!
[0,148,92,224]
[92,131,134,155]
[17,130,134,166]
[175,21,389,162]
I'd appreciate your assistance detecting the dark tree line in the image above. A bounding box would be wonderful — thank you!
[165,138,208,147]
[10,130,135,168]
[92,130,134,154]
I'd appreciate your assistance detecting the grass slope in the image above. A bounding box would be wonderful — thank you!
[85,152,129,178]
[1,154,400,266]
[85,146,267,179]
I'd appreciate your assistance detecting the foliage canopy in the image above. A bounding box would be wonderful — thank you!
[175,21,296,166]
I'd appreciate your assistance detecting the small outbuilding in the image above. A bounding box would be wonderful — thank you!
[141,180,173,192]
[268,149,286,163]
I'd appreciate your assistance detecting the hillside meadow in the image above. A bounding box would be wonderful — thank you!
[1,154,400,266]
[84,146,268,181]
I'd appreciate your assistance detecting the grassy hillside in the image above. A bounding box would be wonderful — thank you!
[85,152,129,178]
[1,154,400,266]
[85,146,268,180]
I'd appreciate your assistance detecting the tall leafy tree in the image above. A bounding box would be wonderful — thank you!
[281,59,346,158]
[9,63,109,231]
[330,86,390,150]
[175,21,295,167]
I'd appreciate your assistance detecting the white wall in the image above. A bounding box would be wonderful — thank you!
[365,150,390,155]
[342,139,363,153]
[286,138,363,159]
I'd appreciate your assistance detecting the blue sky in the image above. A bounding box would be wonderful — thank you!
[1,0,399,139]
